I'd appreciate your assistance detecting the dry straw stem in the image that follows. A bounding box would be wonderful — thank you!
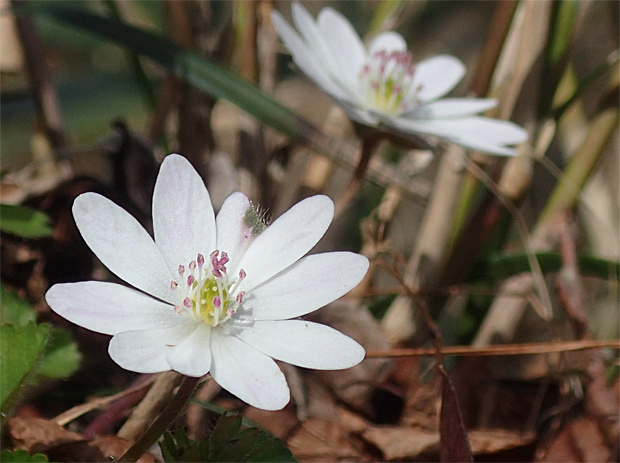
[473,68,619,347]
[117,371,182,441]
[12,0,67,151]
[52,376,156,427]
[381,0,533,344]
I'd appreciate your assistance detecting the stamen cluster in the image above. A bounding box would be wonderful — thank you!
[359,50,422,114]
[172,251,246,327]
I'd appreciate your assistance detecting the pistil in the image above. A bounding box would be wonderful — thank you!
[359,49,422,114]
[172,251,245,327]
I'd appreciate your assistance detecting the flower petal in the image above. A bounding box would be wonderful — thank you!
[73,193,175,304]
[234,195,334,292]
[235,320,365,370]
[317,7,366,90]
[166,323,212,377]
[446,136,521,156]
[153,154,216,274]
[215,192,252,269]
[368,31,407,56]
[271,10,352,102]
[109,322,197,373]
[240,252,368,320]
[46,281,178,335]
[292,3,340,76]
[389,116,528,155]
[210,329,289,410]
[411,55,466,102]
[409,98,498,119]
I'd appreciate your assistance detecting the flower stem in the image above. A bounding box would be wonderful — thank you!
[117,375,201,462]
[334,132,383,217]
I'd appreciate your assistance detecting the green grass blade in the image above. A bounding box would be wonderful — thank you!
[21,4,318,142]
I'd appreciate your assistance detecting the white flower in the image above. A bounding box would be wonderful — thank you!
[45,154,368,410]
[271,3,528,156]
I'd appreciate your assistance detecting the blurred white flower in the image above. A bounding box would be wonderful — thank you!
[271,3,527,156]
[46,154,368,410]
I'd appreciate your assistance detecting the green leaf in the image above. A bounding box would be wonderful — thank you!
[160,415,296,463]
[0,449,49,462]
[0,204,53,238]
[18,4,318,142]
[0,323,49,415]
[208,414,243,461]
[34,327,81,380]
[1,284,37,327]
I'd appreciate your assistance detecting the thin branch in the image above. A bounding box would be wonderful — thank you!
[365,339,620,359]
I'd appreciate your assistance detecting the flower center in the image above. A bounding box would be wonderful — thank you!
[359,50,422,115]
[171,251,246,327]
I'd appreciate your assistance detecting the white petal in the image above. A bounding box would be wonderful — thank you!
[446,136,520,156]
[215,192,252,270]
[412,55,466,102]
[109,322,198,373]
[368,31,407,56]
[292,3,340,76]
[409,98,497,118]
[241,252,369,320]
[72,193,175,304]
[452,116,529,144]
[317,7,366,90]
[46,281,178,335]
[235,320,365,370]
[166,323,212,377]
[210,329,289,410]
[234,195,334,292]
[389,116,527,154]
[153,154,216,274]
[342,103,382,126]
[271,10,351,102]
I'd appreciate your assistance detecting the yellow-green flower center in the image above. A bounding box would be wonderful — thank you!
[359,50,421,115]
[172,251,246,327]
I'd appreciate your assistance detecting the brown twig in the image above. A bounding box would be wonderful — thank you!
[375,257,443,367]
[117,375,201,463]
[365,339,620,359]
[333,132,383,218]
[12,0,67,151]
[53,375,155,427]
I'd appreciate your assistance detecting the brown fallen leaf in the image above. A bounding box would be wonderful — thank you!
[363,426,535,461]
[307,300,396,420]
[439,366,473,462]
[9,416,83,454]
[287,416,368,462]
[536,415,612,462]
[8,416,154,462]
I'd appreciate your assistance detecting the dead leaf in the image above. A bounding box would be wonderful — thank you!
[363,426,535,461]
[9,416,155,462]
[439,366,473,462]
[287,417,367,461]
[308,300,396,420]
[536,415,612,462]
[9,417,83,453]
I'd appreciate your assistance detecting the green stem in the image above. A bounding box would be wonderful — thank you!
[117,375,200,462]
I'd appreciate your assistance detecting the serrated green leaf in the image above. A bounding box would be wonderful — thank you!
[0,204,53,238]
[34,327,81,380]
[160,415,296,463]
[0,449,49,462]
[0,284,37,327]
[0,323,49,415]
[208,414,243,460]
